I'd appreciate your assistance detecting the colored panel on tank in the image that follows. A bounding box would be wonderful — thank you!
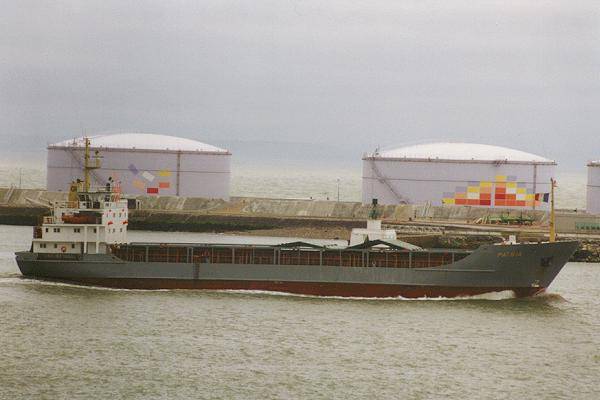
[441,173,543,209]
[158,182,170,189]
[159,170,171,177]
[128,164,139,175]
[142,171,155,182]
[146,187,159,194]
[132,179,145,190]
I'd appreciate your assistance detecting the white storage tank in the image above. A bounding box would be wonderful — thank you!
[47,133,231,199]
[362,142,556,209]
[588,161,600,215]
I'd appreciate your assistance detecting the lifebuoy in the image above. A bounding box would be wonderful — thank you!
[61,246,67,253]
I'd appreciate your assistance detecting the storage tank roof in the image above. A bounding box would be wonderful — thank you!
[590,160,600,166]
[49,133,228,153]
[369,142,553,163]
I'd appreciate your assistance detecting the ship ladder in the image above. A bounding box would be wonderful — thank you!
[369,158,407,204]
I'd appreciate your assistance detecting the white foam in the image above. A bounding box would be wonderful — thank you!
[211,289,518,301]
[0,277,169,292]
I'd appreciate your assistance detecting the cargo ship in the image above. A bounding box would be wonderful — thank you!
[14,140,578,298]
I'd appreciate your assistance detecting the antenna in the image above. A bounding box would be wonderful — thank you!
[369,198,379,219]
[83,137,101,191]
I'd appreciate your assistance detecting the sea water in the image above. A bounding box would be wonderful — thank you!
[1,225,599,399]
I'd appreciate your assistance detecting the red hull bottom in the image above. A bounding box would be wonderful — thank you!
[64,278,545,298]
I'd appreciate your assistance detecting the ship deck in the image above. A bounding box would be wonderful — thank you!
[109,241,471,269]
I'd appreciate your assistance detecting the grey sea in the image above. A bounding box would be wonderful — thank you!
[1,225,599,399]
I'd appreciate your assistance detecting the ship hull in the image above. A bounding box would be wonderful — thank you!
[15,241,578,298]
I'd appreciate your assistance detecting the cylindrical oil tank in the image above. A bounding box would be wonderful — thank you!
[362,142,556,210]
[47,133,231,199]
[588,161,600,215]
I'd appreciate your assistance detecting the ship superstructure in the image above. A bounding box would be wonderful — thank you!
[32,185,127,256]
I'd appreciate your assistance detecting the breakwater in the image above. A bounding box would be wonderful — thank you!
[0,188,549,221]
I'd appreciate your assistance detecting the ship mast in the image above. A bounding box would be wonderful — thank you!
[549,178,556,243]
[83,137,100,192]
[84,137,91,191]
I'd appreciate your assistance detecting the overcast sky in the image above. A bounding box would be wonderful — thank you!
[1,0,598,169]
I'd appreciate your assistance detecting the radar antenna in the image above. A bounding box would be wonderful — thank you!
[368,198,380,220]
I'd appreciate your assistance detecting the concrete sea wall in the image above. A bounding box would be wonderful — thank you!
[1,187,552,225]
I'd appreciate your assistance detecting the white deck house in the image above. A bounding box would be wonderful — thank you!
[33,188,128,255]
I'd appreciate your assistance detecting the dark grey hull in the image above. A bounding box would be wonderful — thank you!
[15,241,578,298]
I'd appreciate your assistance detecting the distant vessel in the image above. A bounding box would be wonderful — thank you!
[15,139,578,298]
